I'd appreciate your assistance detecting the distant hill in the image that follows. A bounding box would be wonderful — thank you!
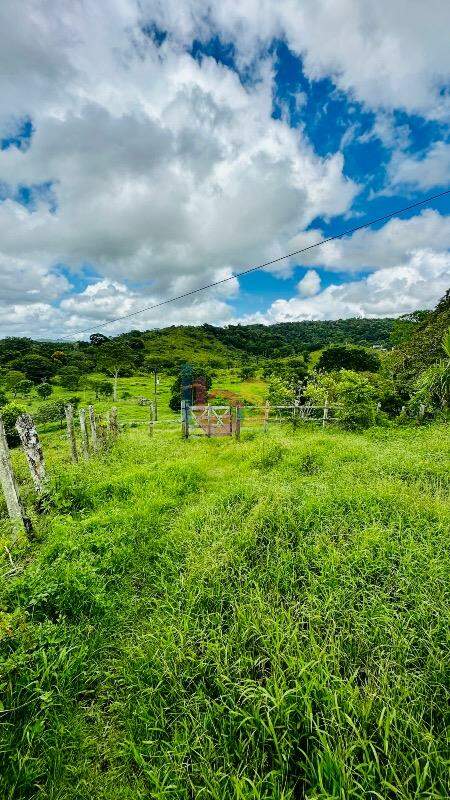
[202,317,395,357]
[0,317,396,378]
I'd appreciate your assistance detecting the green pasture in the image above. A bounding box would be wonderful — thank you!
[0,418,449,799]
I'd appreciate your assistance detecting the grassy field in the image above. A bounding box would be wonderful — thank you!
[16,371,268,428]
[0,420,449,799]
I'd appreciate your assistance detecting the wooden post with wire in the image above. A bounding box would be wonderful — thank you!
[292,401,298,431]
[79,408,90,460]
[88,405,98,452]
[181,400,189,439]
[15,413,47,494]
[0,414,32,536]
[108,406,119,439]
[264,401,270,433]
[322,396,329,428]
[65,404,78,463]
[235,404,241,441]
[149,402,154,436]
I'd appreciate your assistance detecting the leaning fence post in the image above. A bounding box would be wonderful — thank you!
[322,396,329,428]
[88,405,98,452]
[419,403,426,420]
[15,413,47,493]
[108,406,119,439]
[235,404,241,441]
[79,408,90,460]
[0,414,31,536]
[149,402,154,436]
[65,404,78,463]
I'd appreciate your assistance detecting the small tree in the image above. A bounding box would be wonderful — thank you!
[16,379,33,397]
[59,366,81,390]
[36,383,52,400]
[305,370,377,429]
[0,402,27,447]
[335,372,377,430]
[239,365,256,381]
[9,354,56,383]
[89,379,113,400]
[34,400,66,428]
[3,370,26,396]
[267,376,292,406]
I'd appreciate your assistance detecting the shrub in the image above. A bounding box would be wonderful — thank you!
[305,370,377,430]
[89,379,113,399]
[267,376,292,406]
[35,383,52,400]
[58,366,81,390]
[35,400,66,427]
[16,379,33,397]
[336,372,377,430]
[0,402,26,447]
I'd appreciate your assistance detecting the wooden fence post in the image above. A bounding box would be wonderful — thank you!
[15,413,47,493]
[79,408,90,460]
[108,406,119,439]
[0,414,31,536]
[419,403,426,420]
[229,405,233,436]
[88,405,98,452]
[181,400,190,439]
[264,401,270,433]
[149,402,154,436]
[65,404,78,463]
[235,404,241,441]
[322,396,329,428]
[207,405,212,438]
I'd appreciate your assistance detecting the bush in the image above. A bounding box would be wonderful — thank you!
[266,376,292,406]
[16,379,33,397]
[239,365,256,381]
[0,402,26,447]
[410,361,450,415]
[58,366,81,390]
[35,383,52,400]
[89,379,113,399]
[305,370,377,430]
[35,400,66,427]
[335,373,377,430]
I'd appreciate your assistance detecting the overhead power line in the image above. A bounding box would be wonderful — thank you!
[61,188,450,339]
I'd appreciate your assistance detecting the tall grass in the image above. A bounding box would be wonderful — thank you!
[0,423,449,799]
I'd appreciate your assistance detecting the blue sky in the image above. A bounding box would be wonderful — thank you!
[0,1,449,338]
